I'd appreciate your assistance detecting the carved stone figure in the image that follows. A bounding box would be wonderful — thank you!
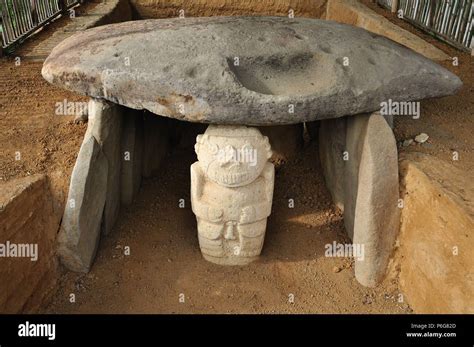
[191,125,274,265]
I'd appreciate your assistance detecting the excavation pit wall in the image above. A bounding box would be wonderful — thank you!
[0,0,470,313]
[0,0,133,313]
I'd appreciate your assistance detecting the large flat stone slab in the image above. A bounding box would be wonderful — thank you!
[42,17,461,126]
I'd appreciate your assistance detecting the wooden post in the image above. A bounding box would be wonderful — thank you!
[391,0,399,13]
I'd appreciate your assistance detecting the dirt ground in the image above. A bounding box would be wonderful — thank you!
[0,2,103,183]
[0,59,87,183]
[42,132,409,314]
[0,2,472,314]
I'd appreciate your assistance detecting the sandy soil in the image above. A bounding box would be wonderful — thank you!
[0,1,472,314]
[0,59,87,183]
[42,129,408,314]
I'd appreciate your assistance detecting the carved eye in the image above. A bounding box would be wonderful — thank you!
[208,142,219,155]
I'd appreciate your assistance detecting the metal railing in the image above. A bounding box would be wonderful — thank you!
[378,0,474,51]
[0,0,82,50]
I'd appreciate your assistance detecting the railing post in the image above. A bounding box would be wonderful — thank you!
[31,0,38,26]
[391,0,399,13]
[59,0,68,15]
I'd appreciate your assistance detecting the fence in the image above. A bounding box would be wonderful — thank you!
[377,0,474,51]
[0,0,82,50]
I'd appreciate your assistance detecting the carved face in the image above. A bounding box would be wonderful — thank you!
[195,127,272,187]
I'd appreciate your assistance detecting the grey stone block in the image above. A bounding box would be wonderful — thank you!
[58,136,108,273]
[42,17,462,126]
[142,113,170,178]
[319,112,400,287]
[345,112,400,287]
[86,99,123,235]
[121,109,144,205]
[319,117,347,211]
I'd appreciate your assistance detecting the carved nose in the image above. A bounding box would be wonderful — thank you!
[224,222,236,240]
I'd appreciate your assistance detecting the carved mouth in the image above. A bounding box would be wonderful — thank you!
[213,171,250,186]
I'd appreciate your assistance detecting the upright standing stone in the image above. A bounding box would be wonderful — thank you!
[121,110,144,205]
[344,112,400,287]
[86,99,123,235]
[305,121,320,141]
[319,112,399,286]
[142,113,170,178]
[382,114,394,129]
[259,124,303,164]
[58,136,108,272]
[319,117,347,211]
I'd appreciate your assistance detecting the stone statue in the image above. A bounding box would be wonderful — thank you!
[191,125,275,265]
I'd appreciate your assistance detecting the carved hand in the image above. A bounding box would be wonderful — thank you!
[208,207,224,222]
[240,206,256,224]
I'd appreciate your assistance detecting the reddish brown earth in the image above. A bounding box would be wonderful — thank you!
[0,1,472,314]
[42,133,408,314]
[0,59,87,182]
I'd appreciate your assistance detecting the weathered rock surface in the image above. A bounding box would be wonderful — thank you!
[142,113,170,178]
[305,121,320,141]
[58,137,108,273]
[42,17,461,125]
[319,118,346,211]
[259,124,303,165]
[345,112,399,287]
[86,99,123,235]
[121,110,144,205]
[398,152,474,313]
[319,112,399,287]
